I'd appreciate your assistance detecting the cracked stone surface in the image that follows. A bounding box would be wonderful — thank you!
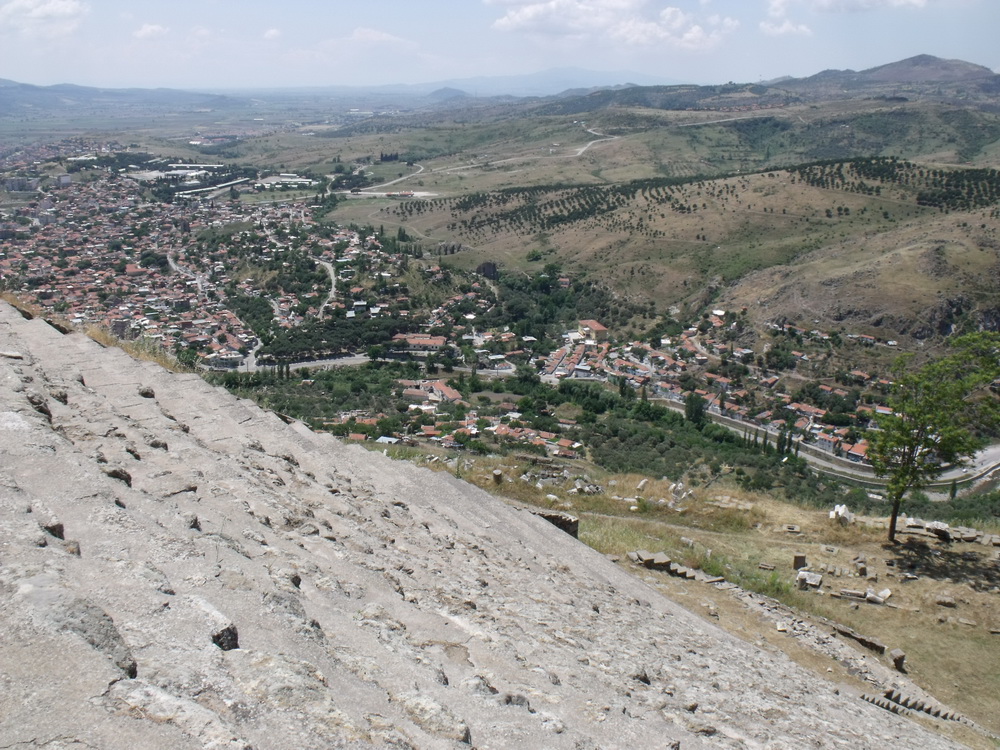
[0,301,967,749]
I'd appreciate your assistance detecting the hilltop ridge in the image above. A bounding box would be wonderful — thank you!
[798,55,996,85]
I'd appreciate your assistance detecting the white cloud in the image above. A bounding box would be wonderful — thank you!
[760,18,812,35]
[811,0,926,9]
[263,28,281,41]
[776,0,927,13]
[133,23,168,40]
[763,0,924,37]
[0,0,88,38]
[767,0,793,17]
[488,0,737,50]
[348,27,406,44]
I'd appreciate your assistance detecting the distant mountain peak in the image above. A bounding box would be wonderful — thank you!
[426,87,467,101]
[861,54,995,83]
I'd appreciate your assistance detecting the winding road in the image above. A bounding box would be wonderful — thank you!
[316,259,338,319]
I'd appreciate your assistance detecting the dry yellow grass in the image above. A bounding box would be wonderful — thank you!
[82,326,190,373]
[1,294,190,373]
[1,292,51,321]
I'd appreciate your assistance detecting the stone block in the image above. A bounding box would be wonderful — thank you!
[211,624,239,651]
[649,553,671,571]
[531,509,580,538]
[890,648,906,672]
[796,570,822,589]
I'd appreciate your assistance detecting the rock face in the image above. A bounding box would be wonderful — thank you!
[0,301,965,749]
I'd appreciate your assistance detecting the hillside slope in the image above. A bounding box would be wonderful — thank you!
[0,301,967,749]
[364,163,1000,344]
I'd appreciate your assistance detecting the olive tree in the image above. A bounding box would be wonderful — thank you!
[867,333,999,542]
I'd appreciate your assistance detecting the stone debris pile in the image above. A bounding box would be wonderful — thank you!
[627,550,725,584]
[900,516,1000,546]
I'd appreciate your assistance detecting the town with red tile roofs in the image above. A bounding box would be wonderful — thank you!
[2,141,911,469]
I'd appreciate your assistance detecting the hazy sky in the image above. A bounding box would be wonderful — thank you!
[1,0,995,90]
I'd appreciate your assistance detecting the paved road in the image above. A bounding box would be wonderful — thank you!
[575,128,619,156]
[676,115,775,128]
[654,396,1000,489]
[234,354,370,374]
[167,252,207,296]
[316,259,338,319]
[369,164,425,189]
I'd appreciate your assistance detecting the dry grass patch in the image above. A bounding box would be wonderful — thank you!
[1,292,51,321]
[85,327,189,373]
[0,295,189,374]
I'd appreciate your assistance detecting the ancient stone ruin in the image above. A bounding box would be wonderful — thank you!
[0,301,967,749]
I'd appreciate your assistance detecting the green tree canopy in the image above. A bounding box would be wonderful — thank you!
[684,391,707,428]
[866,333,1000,542]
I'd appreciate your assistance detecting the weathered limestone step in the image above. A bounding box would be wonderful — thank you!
[0,302,973,750]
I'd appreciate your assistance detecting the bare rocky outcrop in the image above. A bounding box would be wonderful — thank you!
[0,301,967,749]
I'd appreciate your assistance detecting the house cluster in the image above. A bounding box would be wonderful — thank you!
[0,139,126,172]
[0,169,344,367]
[533,316,900,466]
[319,231,420,322]
[768,321,898,349]
[424,286,494,330]
[356,378,586,458]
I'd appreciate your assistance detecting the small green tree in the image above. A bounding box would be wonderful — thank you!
[684,392,707,428]
[867,333,999,542]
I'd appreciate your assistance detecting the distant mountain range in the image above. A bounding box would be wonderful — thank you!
[0,67,674,116]
[533,55,1000,116]
[202,67,680,102]
[393,67,682,97]
[779,54,999,96]
[1,55,997,117]
[0,78,239,113]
